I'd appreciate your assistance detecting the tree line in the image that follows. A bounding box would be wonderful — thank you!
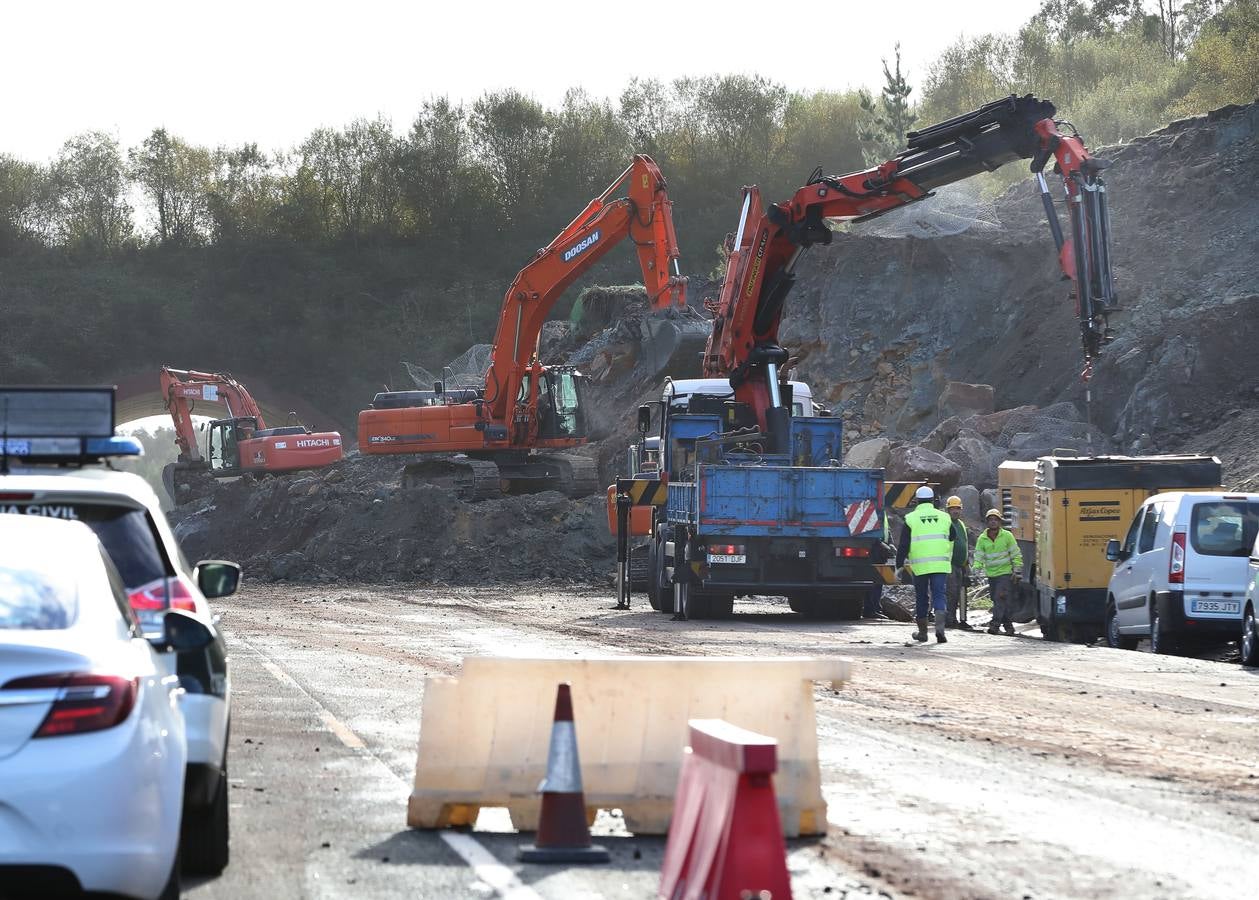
[0,0,1254,410]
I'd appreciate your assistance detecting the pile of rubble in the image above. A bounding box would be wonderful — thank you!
[170,456,614,586]
[844,380,1110,528]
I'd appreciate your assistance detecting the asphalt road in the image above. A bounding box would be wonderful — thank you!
[184,583,1259,900]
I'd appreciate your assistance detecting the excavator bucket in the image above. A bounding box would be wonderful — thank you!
[638,309,710,379]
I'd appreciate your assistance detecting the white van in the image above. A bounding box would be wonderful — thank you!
[1105,491,1259,655]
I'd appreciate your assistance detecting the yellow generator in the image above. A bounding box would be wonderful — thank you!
[998,455,1222,643]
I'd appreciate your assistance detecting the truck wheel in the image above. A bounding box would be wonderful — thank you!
[680,581,712,620]
[710,596,734,619]
[1242,604,1259,667]
[648,537,674,614]
[1039,617,1061,642]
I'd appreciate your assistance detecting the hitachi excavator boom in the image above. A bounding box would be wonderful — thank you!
[357,155,704,499]
[159,367,343,502]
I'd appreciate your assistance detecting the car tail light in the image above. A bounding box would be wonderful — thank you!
[0,492,34,500]
[708,544,745,555]
[1169,532,1186,584]
[128,575,197,612]
[835,546,871,558]
[3,673,138,737]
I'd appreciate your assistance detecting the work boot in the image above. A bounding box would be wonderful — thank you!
[936,616,948,643]
[1003,621,1016,636]
[986,622,1000,635]
[946,616,960,629]
[958,620,975,631]
[913,619,929,642]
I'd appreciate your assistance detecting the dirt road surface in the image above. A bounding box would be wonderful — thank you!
[185,584,1259,900]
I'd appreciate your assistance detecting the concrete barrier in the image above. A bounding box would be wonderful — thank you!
[407,655,850,837]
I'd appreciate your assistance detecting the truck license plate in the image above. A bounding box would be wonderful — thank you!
[708,554,746,564]
[1191,599,1240,614]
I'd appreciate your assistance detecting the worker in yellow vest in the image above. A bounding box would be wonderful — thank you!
[974,509,1023,635]
[895,486,952,644]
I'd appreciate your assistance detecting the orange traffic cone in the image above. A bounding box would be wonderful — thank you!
[517,683,610,864]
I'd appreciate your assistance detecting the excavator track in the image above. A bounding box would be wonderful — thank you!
[400,456,502,501]
[534,452,601,499]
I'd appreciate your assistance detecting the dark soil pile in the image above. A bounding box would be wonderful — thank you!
[171,456,614,585]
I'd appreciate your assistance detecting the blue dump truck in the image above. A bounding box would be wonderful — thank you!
[637,378,889,620]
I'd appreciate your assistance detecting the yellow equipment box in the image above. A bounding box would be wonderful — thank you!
[998,455,1222,642]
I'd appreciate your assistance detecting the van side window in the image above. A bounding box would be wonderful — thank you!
[1121,511,1142,556]
[1138,503,1160,554]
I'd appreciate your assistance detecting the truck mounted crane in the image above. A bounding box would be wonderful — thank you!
[631,94,1119,620]
[160,366,343,501]
[357,154,705,499]
[705,94,1117,451]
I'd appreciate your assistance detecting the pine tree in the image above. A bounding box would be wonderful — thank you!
[858,44,918,164]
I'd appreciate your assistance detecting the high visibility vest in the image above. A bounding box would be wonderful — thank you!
[974,528,1023,577]
[905,504,953,576]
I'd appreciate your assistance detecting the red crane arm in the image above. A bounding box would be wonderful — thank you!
[159,367,268,462]
[703,95,1117,441]
[483,154,687,420]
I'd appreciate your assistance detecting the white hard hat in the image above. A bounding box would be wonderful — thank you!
[914,485,935,501]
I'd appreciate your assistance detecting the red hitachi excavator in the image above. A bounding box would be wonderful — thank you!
[357,154,703,498]
[160,367,343,500]
[704,94,1118,449]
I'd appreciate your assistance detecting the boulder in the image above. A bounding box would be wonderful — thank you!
[981,488,1001,517]
[938,382,995,420]
[920,416,962,454]
[844,437,892,469]
[886,445,962,491]
[944,429,999,490]
[961,405,1037,442]
[951,484,982,522]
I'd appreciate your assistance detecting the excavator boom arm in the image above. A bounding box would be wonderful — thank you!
[483,155,687,418]
[705,94,1117,441]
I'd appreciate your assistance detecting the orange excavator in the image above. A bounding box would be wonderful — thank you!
[160,367,343,501]
[357,154,703,498]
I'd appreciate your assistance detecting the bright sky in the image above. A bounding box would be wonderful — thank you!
[5,0,1043,162]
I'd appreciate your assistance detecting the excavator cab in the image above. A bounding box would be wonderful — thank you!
[535,366,588,441]
[206,416,258,473]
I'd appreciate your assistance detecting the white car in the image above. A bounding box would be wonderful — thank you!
[0,515,216,899]
[1105,491,1259,655]
[0,386,238,875]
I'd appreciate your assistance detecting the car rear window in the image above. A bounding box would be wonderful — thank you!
[1189,501,1259,558]
[0,564,78,630]
[10,503,170,589]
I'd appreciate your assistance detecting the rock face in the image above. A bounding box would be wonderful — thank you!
[844,437,892,469]
[952,484,982,521]
[938,382,995,420]
[886,445,963,491]
[779,101,1259,473]
[943,429,999,489]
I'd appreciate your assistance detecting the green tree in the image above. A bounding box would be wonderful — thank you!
[859,44,917,163]
[469,90,551,227]
[129,128,215,245]
[47,131,133,253]
[0,154,51,251]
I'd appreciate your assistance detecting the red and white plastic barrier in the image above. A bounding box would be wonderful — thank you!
[659,719,792,900]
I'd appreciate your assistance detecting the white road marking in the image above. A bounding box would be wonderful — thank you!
[242,637,544,900]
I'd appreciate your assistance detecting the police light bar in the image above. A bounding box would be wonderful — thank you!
[0,387,141,462]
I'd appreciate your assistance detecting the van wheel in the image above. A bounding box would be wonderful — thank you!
[1242,604,1259,667]
[182,760,230,875]
[1150,606,1177,655]
[1106,603,1139,651]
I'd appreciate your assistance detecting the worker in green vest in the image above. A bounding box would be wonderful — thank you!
[974,509,1023,635]
[895,486,952,644]
[944,495,972,629]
